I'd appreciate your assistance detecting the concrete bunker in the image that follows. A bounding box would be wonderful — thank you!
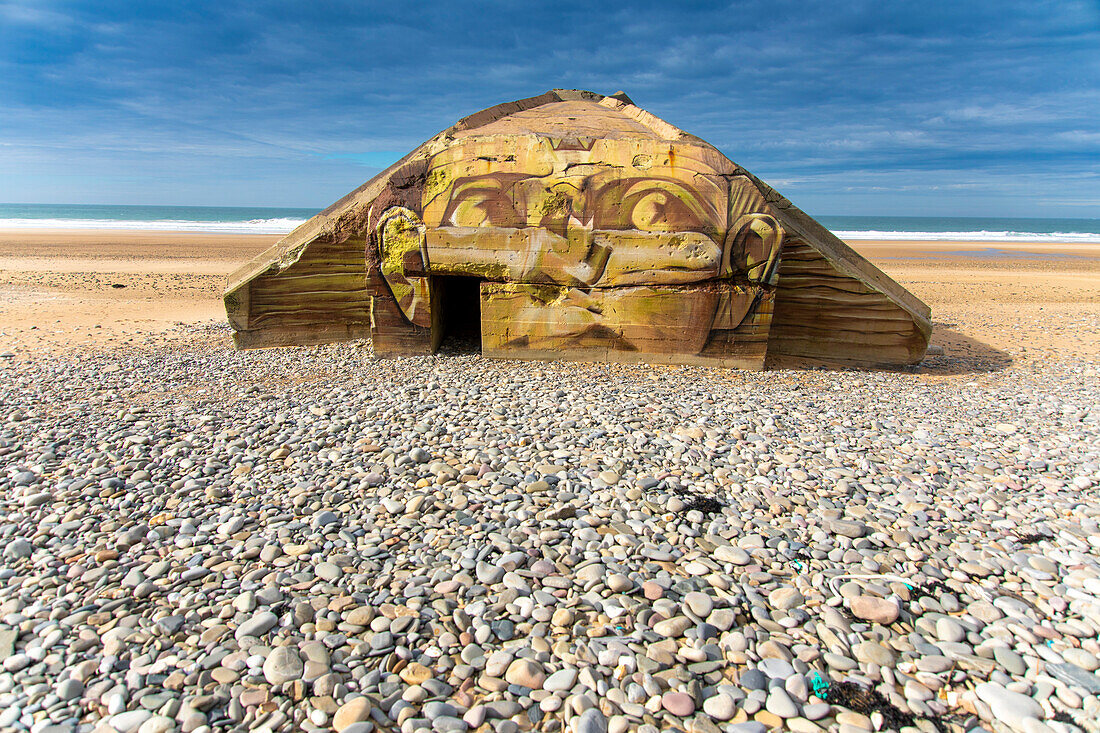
[225,90,931,369]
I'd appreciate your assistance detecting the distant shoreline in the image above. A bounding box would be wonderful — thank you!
[835,231,1100,243]
[1,205,1100,242]
[0,219,304,235]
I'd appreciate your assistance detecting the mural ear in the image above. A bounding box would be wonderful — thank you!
[376,206,431,326]
[722,213,783,286]
[378,207,427,273]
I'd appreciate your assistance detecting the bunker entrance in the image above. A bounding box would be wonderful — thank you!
[434,276,482,354]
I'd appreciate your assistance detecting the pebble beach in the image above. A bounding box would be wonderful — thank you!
[1,234,1099,733]
[1,318,1099,733]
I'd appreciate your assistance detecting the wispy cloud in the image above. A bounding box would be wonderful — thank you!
[0,0,74,27]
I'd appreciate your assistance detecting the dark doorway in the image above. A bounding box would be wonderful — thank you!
[434,276,482,354]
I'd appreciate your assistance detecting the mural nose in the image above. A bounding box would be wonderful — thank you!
[539,196,590,239]
[563,211,591,235]
[525,226,609,286]
[558,212,596,252]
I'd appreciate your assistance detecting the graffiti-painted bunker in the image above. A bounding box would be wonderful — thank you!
[224,90,930,369]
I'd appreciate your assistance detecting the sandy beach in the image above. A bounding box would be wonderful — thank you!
[1,229,1097,367]
[0,230,281,352]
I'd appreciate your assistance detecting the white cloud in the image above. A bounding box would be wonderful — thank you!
[0,1,73,27]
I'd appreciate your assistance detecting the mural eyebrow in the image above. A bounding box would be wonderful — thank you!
[546,180,582,196]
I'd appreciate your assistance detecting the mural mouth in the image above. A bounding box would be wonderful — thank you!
[503,322,635,351]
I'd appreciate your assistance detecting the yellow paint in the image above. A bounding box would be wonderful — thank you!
[381,129,783,358]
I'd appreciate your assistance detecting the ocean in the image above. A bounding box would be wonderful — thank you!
[1,203,1099,242]
[0,204,315,235]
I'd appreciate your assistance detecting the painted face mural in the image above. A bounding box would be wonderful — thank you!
[376,134,784,361]
[225,91,931,368]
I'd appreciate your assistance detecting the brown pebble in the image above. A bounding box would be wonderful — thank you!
[661,691,695,716]
[399,662,431,685]
[755,710,783,729]
[849,595,900,625]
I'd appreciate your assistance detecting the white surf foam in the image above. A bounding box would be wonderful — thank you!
[835,230,1100,243]
[0,217,306,234]
[2,218,1098,242]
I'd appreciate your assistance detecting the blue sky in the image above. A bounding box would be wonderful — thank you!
[1,0,1098,217]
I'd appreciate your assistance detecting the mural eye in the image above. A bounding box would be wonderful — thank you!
[630,191,673,230]
[449,197,497,227]
[625,189,701,232]
[591,178,712,233]
[443,183,523,228]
